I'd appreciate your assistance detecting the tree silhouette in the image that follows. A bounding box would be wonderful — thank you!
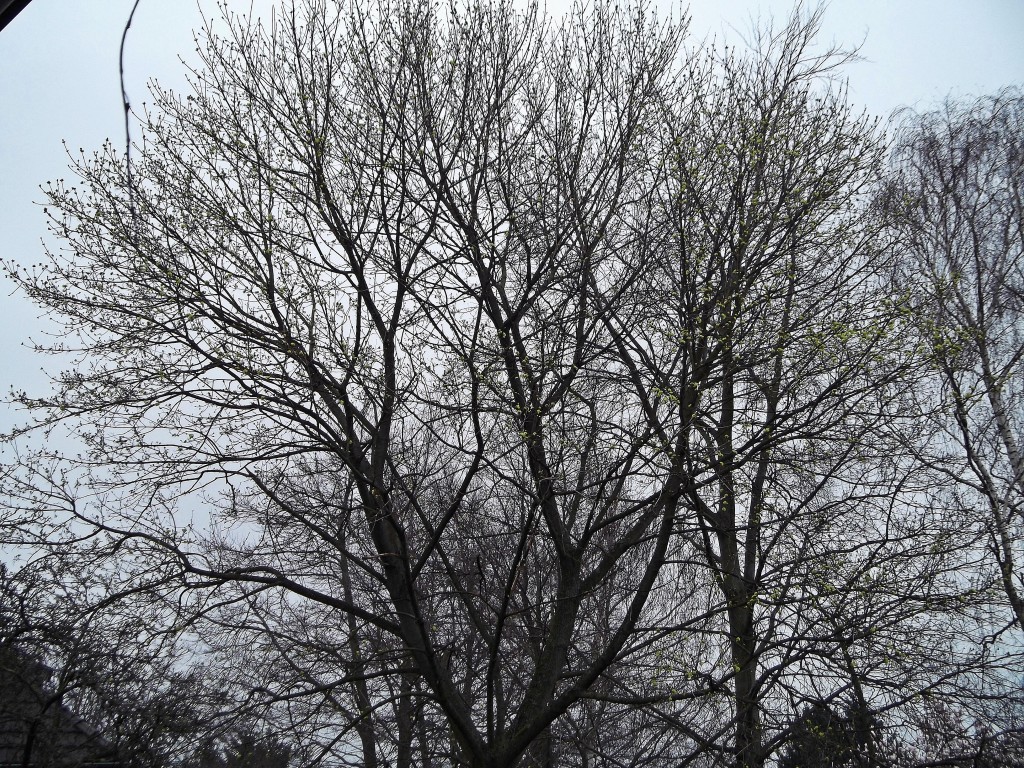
[2,2,1021,766]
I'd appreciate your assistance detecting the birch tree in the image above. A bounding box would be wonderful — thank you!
[880,90,1024,634]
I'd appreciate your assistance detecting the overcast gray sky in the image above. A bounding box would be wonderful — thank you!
[1,0,1022,431]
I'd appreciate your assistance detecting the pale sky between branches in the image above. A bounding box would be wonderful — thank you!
[0,0,1022,434]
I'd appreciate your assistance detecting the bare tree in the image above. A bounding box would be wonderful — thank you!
[879,90,1024,634]
[2,2,1013,767]
[5,2,692,764]
[0,554,230,768]
[606,13,995,768]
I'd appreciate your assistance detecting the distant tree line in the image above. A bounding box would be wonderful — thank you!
[0,1,1021,766]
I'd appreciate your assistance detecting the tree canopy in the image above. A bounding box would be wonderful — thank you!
[1,2,1022,767]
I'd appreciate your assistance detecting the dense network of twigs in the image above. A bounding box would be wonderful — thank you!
[1,2,1022,767]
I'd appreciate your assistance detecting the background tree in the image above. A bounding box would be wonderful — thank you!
[0,558,218,767]
[194,729,291,768]
[879,89,1024,635]
[777,700,878,768]
[618,12,1000,768]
